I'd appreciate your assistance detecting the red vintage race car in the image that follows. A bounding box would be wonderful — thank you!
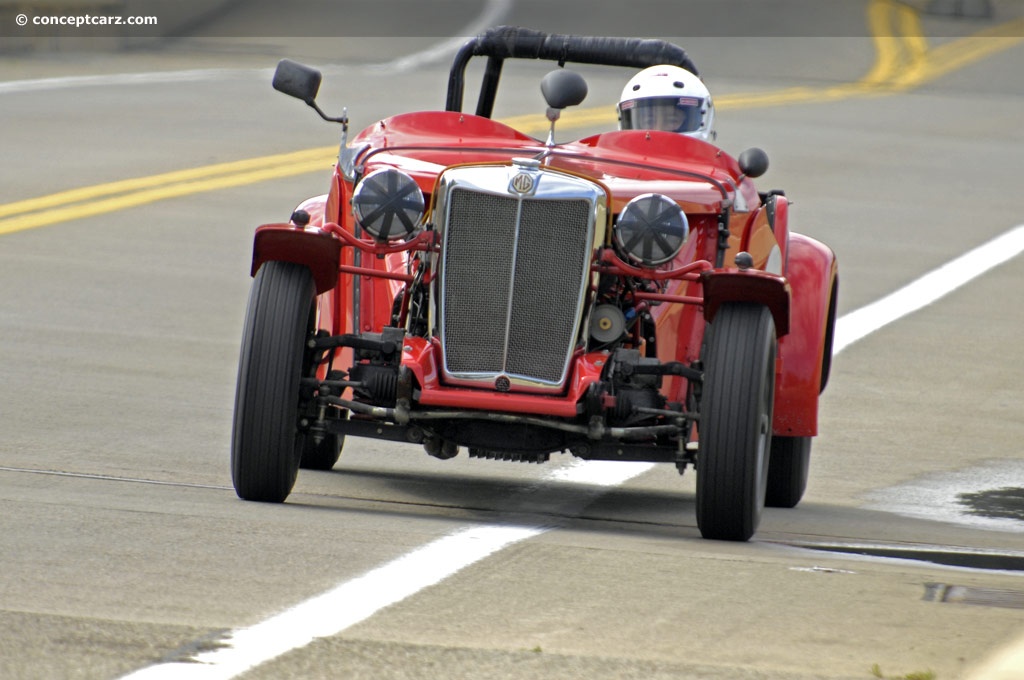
[231,27,838,542]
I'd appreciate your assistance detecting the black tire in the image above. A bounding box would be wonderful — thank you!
[300,431,344,471]
[765,436,811,508]
[231,261,316,502]
[697,303,777,541]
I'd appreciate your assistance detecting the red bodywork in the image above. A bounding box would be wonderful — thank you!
[234,28,841,544]
[251,111,837,440]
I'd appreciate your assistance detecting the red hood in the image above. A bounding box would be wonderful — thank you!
[350,111,758,214]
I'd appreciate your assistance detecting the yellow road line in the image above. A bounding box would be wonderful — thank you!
[890,18,1024,89]
[523,0,932,124]
[0,147,335,221]
[862,0,916,85]
[0,159,333,235]
[2,0,1022,236]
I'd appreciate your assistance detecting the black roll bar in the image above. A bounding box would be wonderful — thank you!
[445,26,700,118]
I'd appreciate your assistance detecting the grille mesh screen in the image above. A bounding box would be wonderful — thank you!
[442,188,592,385]
[442,191,516,374]
[505,199,592,381]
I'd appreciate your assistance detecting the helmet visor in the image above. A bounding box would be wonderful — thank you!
[619,96,704,134]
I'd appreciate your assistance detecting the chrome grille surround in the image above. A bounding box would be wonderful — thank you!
[434,163,606,393]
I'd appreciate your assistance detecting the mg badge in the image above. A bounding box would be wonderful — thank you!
[509,171,535,195]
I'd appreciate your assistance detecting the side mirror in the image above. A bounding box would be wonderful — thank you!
[738,147,770,179]
[540,69,588,110]
[272,59,322,104]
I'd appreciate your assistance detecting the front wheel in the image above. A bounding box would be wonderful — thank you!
[696,303,777,541]
[231,261,316,502]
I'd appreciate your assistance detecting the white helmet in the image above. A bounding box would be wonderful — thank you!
[617,65,715,141]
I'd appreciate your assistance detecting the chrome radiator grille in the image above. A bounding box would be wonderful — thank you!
[437,166,602,392]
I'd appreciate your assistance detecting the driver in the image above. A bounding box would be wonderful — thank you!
[617,65,716,142]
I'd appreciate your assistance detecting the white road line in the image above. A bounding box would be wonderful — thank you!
[0,0,512,95]
[369,0,512,72]
[833,224,1024,354]
[121,525,548,680]
[0,68,265,94]
[120,224,1024,679]
[119,460,653,680]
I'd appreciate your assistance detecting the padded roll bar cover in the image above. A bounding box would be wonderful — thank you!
[465,26,698,71]
[446,26,699,112]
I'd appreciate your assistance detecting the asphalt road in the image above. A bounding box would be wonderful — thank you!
[2,1,1024,679]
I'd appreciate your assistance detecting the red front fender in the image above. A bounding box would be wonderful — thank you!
[701,269,791,337]
[773,233,838,437]
[251,224,341,295]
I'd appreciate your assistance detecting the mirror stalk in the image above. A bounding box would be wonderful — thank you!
[308,100,349,129]
[544,107,561,147]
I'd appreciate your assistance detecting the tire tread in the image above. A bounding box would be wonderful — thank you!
[231,262,315,502]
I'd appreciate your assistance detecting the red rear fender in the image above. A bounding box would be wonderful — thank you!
[773,233,838,437]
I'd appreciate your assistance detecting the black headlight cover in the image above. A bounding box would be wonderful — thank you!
[614,193,689,267]
[352,168,425,242]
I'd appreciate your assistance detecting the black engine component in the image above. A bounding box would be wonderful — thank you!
[350,363,399,406]
[580,348,702,427]
[435,420,566,457]
[468,448,550,464]
[344,326,406,407]
[608,348,663,389]
[607,387,664,425]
